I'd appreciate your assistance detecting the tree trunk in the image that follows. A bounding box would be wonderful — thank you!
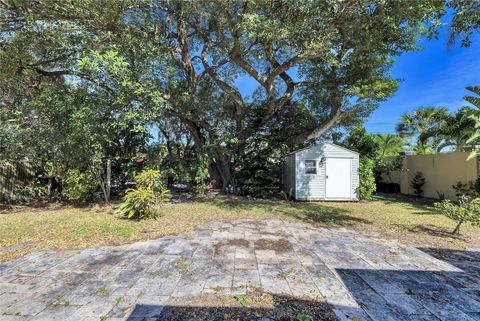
[452,221,462,235]
[209,155,234,192]
[47,177,53,198]
[90,165,109,204]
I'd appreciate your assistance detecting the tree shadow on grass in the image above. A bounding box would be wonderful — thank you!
[394,223,467,241]
[373,193,436,215]
[201,198,371,227]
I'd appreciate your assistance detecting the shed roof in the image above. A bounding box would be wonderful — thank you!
[286,142,359,156]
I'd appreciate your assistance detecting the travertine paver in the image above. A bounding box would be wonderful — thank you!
[0,219,479,321]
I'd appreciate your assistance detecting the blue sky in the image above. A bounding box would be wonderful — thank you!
[364,31,480,134]
[232,27,479,136]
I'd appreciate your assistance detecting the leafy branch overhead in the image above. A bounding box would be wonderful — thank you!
[0,0,472,190]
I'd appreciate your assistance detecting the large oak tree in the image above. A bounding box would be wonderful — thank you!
[0,0,450,189]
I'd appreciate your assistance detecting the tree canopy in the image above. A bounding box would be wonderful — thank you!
[0,0,459,191]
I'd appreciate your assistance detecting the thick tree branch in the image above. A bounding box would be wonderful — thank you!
[221,6,268,92]
[175,3,197,93]
[200,44,244,131]
[32,67,115,93]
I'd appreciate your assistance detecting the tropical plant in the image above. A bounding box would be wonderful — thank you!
[410,172,425,197]
[357,158,376,200]
[436,107,476,152]
[62,169,97,203]
[116,188,159,220]
[412,142,435,155]
[434,196,480,234]
[135,169,171,201]
[279,187,294,201]
[117,169,170,220]
[135,169,161,190]
[396,107,449,153]
[466,86,480,159]
[375,134,406,157]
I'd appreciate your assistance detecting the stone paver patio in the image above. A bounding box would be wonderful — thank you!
[1,219,480,321]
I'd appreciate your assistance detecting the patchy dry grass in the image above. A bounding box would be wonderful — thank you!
[1,194,478,261]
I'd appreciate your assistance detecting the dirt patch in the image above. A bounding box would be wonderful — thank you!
[254,238,293,252]
[161,288,337,321]
[213,239,250,255]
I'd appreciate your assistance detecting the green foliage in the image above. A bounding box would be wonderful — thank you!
[375,134,406,157]
[116,188,159,220]
[357,158,376,200]
[452,180,480,198]
[447,0,480,47]
[0,0,448,192]
[279,187,294,201]
[434,196,480,234]
[62,169,97,203]
[436,106,476,152]
[117,169,170,220]
[296,314,312,321]
[342,126,405,186]
[193,154,210,197]
[466,87,480,160]
[135,169,161,190]
[235,140,287,198]
[410,172,426,197]
[396,107,449,153]
[233,294,251,308]
[342,127,379,159]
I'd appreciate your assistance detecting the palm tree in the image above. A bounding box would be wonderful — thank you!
[396,107,449,154]
[413,142,434,155]
[436,107,476,152]
[466,86,480,159]
[375,133,406,157]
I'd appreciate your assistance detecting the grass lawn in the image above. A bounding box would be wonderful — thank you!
[1,194,478,262]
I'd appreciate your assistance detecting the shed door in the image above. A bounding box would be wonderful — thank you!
[325,158,351,199]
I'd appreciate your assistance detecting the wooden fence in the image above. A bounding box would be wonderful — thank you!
[0,161,37,203]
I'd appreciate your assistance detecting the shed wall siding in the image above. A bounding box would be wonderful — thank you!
[294,143,359,201]
[351,156,359,200]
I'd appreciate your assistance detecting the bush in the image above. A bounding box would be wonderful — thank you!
[452,180,480,198]
[116,188,159,220]
[62,169,97,202]
[117,169,170,220]
[434,196,480,234]
[357,157,376,200]
[136,169,161,190]
[410,171,425,197]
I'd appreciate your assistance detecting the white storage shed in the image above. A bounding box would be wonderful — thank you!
[282,142,359,201]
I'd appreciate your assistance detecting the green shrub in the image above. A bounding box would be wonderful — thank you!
[452,180,480,198]
[117,169,171,220]
[279,187,294,201]
[62,169,97,202]
[357,157,376,200]
[135,169,161,190]
[434,196,480,234]
[116,188,159,220]
[410,171,425,197]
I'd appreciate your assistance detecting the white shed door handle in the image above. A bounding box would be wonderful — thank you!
[326,175,328,179]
